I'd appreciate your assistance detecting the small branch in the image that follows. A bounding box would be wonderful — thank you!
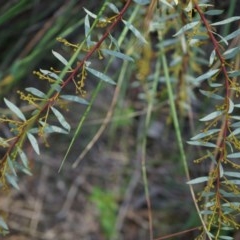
[61,0,132,89]
[1,0,133,174]
[193,2,230,98]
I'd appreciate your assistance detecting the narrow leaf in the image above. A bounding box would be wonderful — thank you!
[4,98,26,121]
[219,163,224,178]
[0,216,8,230]
[220,189,238,198]
[221,227,234,231]
[51,107,71,132]
[6,174,19,190]
[27,132,40,155]
[18,149,28,168]
[226,141,234,153]
[187,176,209,184]
[202,191,215,197]
[209,82,223,88]
[52,50,70,68]
[122,19,147,44]
[227,152,240,158]
[83,8,97,19]
[228,70,240,77]
[133,0,150,5]
[173,21,199,37]
[21,167,32,176]
[211,16,240,26]
[170,56,181,66]
[231,122,240,128]
[191,129,220,140]
[200,210,213,215]
[205,9,224,16]
[159,0,173,8]
[231,115,240,120]
[102,49,134,62]
[60,95,89,105]
[187,141,218,148]
[200,111,223,121]
[211,31,228,46]
[229,128,240,137]
[219,236,234,240]
[224,28,240,41]
[40,122,69,134]
[224,180,240,185]
[209,49,216,66]
[84,14,92,48]
[7,156,17,177]
[107,3,120,13]
[184,0,193,12]
[199,89,224,100]
[224,171,240,178]
[198,4,214,7]
[222,202,240,207]
[84,14,90,37]
[195,69,219,83]
[39,69,60,81]
[50,83,62,92]
[162,38,178,47]
[109,34,120,51]
[86,67,116,85]
[25,87,47,98]
[205,201,215,208]
[228,98,234,114]
[223,46,240,59]
[28,128,38,134]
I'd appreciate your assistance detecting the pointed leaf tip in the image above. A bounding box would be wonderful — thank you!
[122,20,147,44]
[4,98,26,121]
[27,132,40,155]
[86,67,116,85]
[52,50,71,68]
[173,21,199,37]
[51,107,71,132]
[200,111,223,122]
[187,176,209,184]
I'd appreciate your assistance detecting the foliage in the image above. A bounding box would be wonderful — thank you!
[90,187,118,239]
[0,0,240,239]
[0,0,87,96]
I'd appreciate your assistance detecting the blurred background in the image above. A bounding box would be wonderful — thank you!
[0,0,239,239]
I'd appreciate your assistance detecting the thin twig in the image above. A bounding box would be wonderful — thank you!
[72,61,127,168]
[111,167,141,240]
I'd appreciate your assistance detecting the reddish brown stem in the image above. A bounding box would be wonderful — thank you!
[193,1,233,234]
[61,0,132,89]
[193,3,230,157]
[1,0,133,173]
[193,3,230,99]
